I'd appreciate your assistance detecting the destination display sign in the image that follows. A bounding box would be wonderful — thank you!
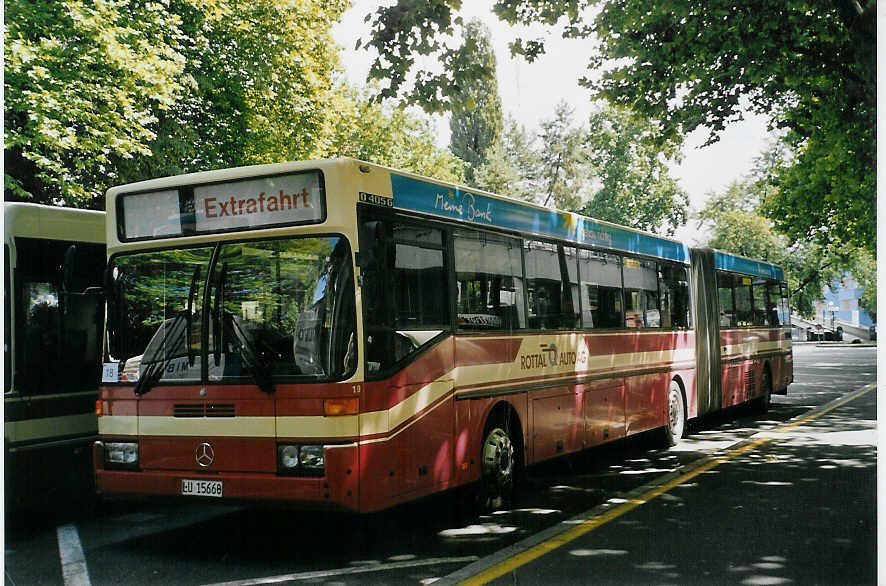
[119,171,326,240]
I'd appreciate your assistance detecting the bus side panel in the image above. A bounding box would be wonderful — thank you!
[583,378,626,447]
[530,384,586,462]
[358,337,456,512]
[358,392,455,513]
[720,328,790,407]
[625,371,669,435]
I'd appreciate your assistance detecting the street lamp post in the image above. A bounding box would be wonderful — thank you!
[828,303,839,340]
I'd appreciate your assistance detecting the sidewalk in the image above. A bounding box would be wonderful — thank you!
[441,384,877,585]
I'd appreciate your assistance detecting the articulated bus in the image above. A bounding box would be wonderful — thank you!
[5,202,106,510]
[94,159,792,512]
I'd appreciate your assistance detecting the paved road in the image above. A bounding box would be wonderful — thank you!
[4,344,877,585]
[443,372,876,584]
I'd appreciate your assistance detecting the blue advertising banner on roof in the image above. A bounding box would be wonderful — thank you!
[390,174,689,263]
[714,250,785,280]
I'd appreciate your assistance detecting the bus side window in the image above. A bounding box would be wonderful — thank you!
[734,276,753,327]
[716,271,735,328]
[577,249,623,329]
[659,261,690,329]
[4,245,11,394]
[525,240,577,329]
[453,230,525,331]
[766,281,782,326]
[623,258,660,328]
[360,217,448,377]
[752,279,770,327]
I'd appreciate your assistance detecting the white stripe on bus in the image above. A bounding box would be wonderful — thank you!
[98,343,783,441]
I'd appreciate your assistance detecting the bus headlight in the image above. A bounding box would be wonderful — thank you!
[278,445,300,470]
[277,444,325,476]
[299,445,324,471]
[105,441,139,468]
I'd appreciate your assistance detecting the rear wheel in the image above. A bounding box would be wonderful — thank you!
[479,423,516,511]
[663,380,686,447]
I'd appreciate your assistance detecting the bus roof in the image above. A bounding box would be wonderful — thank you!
[386,167,689,263]
[107,157,691,262]
[704,247,786,281]
[4,202,105,243]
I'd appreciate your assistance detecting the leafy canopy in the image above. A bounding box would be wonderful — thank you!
[474,103,688,235]
[5,0,191,207]
[361,0,876,253]
[5,1,461,207]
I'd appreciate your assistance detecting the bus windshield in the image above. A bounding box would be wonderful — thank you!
[109,235,356,388]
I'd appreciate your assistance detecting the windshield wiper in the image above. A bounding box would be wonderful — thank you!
[228,315,275,394]
[133,312,188,396]
[134,264,202,396]
[213,263,274,394]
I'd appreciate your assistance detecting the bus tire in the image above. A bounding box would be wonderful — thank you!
[479,421,516,511]
[663,380,686,447]
[756,367,772,414]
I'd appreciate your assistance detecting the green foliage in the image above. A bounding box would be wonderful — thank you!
[852,253,877,321]
[475,116,540,200]
[5,1,349,207]
[581,105,688,235]
[695,178,872,317]
[448,19,504,185]
[5,0,191,207]
[116,1,349,185]
[535,103,590,210]
[588,0,876,254]
[6,1,462,207]
[361,0,875,253]
[474,104,688,235]
[320,85,465,183]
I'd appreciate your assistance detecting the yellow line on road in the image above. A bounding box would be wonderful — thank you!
[459,383,876,586]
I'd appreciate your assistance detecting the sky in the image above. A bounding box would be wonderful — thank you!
[332,1,772,245]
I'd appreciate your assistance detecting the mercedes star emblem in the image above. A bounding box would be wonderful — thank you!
[195,442,215,467]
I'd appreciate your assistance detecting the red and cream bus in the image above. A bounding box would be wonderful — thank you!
[94,158,792,512]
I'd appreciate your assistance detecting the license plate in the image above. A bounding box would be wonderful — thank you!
[181,479,223,498]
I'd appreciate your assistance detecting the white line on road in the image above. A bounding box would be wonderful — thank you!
[56,524,92,586]
[201,556,480,586]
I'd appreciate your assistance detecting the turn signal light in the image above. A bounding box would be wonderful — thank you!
[95,400,103,416]
[324,398,359,416]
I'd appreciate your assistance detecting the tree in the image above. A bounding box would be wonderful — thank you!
[475,105,688,236]
[474,105,588,209]
[448,19,504,185]
[695,179,865,317]
[321,85,465,183]
[475,116,541,201]
[586,0,874,254]
[116,1,348,186]
[581,104,688,235]
[5,1,350,208]
[5,0,192,207]
[535,102,589,210]
[473,139,521,196]
[360,0,875,253]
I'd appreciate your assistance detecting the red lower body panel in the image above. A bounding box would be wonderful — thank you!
[94,441,360,511]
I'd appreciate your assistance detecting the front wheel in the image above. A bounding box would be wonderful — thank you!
[663,380,686,447]
[479,425,516,511]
